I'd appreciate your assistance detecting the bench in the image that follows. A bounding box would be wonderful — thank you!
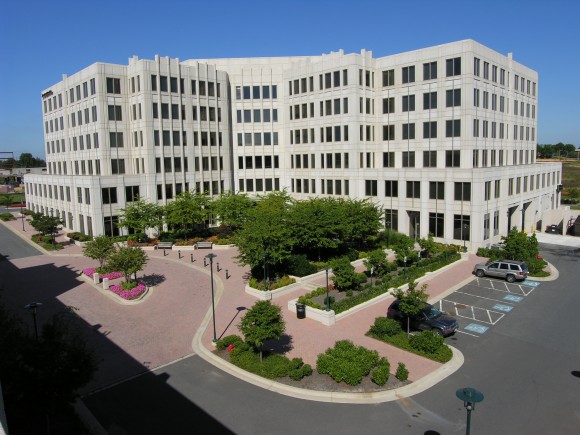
[157,241,174,250]
[195,241,213,249]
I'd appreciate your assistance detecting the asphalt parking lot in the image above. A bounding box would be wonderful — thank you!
[436,276,541,337]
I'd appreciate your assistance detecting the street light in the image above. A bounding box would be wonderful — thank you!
[456,387,484,435]
[325,266,331,311]
[20,204,25,231]
[263,252,268,291]
[463,223,468,252]
[205,253,218,342]
[386,220,391,248]
[24,302,43,341]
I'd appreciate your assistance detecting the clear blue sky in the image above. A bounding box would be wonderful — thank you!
[1,0,579,159]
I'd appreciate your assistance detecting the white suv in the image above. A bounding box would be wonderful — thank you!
[473,260,529,283]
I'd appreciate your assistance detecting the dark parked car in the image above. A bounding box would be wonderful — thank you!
[547,224,561,234]
[387,300,458,337]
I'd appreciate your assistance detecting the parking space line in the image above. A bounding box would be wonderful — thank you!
[471,279,533,297]
[454,290,516,305]
[456,330,480,338]
[443,299,506,325]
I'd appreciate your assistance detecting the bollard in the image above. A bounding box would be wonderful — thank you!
[217,262,221,272]
[102,277,109,290]
[163,249,167,257]
[225,269,230,279]
[190,253,194,262]
[93,272,100,284]
[204,258,208,267]
[178,250,182,259]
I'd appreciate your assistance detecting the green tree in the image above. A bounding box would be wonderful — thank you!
[500,228,539,261]
[104,246,148,283]
[234,191,294,275]
[288,198,342,261]
[164,190,211,234]
[29,212,63,242]
[211,190,254,230]
[118,197,163,235]
[392,281,429,337]
[238,300,286,361]
[330,256,365,290]
[418,233,438,257]
[82,235,116,268]
[336,198,383,246]
[363,249,388,276]
[392,234,415,264]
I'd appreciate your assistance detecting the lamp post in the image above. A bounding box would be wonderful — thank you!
[24,302,43,341]
[205,253,217,342]
[456,387,484,435]
[325,266,330,311]
[386,220,390,249]
[20,205,25,231]
[463,223,468,252]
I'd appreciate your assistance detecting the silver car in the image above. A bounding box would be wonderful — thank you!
[473,260,529,283]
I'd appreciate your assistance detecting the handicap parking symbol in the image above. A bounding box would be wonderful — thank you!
[522,280,540,287]
[464,323,489,334]
[504,295,523,303]
[492,304,513,312]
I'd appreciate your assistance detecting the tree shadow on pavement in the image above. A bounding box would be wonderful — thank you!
[140,273,166,287]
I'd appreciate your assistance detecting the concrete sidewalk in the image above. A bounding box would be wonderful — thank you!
[1,213,472,403]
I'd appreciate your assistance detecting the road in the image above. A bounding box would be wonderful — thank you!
[81,242,580,435]
[0,216,41,262]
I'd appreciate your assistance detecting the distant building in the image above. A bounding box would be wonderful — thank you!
[24,40,562,248]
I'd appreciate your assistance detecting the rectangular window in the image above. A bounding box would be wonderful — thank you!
[365,180,377,196]
[402,123,415,140]
[429,181,444,200]
[423,61,437,80]
[454,182,471,201]
[446,89,461,107]
[382,97,395,114]
[385,180,398,197]
[106,77,120,94]
[402,151,415,168]
[446,120,461,137]
[423,121,437,139]
[406,181,420,199]
[402,95,415,112]
[383,125,395,141]
[102,187,117,204]
[107,105,122,121]
[382,69,394,86]
[111,159,125,174]
[445,150,460,167]
[402,66,415,84]
[109,132,124,147]
[429,213,444,237]
[383,152,395,168]
[423,92,437,110]
[446,57,461,76]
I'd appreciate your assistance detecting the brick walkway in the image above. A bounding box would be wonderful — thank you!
[1,212,481,392]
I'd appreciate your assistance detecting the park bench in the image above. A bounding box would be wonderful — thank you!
[156,241,174,250]
[195,241,213,249]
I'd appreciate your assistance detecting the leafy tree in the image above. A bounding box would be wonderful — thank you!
[335,198,383,246]
[330,256,365,290]
[164,190,211,234]
[29,212,63,242]
[418,233,438,257]
[500,228,539,261]
[234,191,295,275]
[104,246,148,283]
[392,234,415,264]
[238,300,286,361]
[363,249,388,276]
[118,197,163,235]
[392,281,429,337]
[82,235,116,268]
[211,190,254,230]
[288,198,342,261]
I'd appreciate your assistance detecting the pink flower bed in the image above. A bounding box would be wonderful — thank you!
[108,282,147,300]
[82,268,123,280]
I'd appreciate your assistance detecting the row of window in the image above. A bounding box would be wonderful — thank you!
[236,108,279,123]
[289,98,350,120]
[290,125,349,144]
[289,70,348,95]
[290,153,350,170]
[236,132,279,146]
[237,155,280,170]
[381,57,462,87]
[474,58,536,96]
[155,157,191,173]
[151,75,222,98]
[238,178,280,193]
[235,85,278,100]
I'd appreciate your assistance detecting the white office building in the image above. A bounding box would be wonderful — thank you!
[25,39,562,249]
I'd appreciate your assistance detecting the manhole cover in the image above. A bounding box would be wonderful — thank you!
[454,304,467,309]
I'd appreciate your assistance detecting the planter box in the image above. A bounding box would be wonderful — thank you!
[245,280,302,300]
[287,300,336,325]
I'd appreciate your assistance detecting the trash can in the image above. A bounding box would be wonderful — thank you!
[296,302,306,319]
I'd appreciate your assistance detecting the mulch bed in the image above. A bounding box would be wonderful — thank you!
[213,349,410,393]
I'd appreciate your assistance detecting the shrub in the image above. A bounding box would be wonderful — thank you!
[371,357,391,386]
[121,281,138,290]
[527,256,547,274]
[476,247,505,260]
[316,340,380,385]
[216,334,244,351]
[323,296,335,306]
[346,290,353,297]
[369,317,402,338]
[285,254,318,277]
[395,362,409,381]
[409,330,444,354]
[0,212,16,222]
[290,363,313,381]
[289,357,304,370]
[261,354,293,379]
